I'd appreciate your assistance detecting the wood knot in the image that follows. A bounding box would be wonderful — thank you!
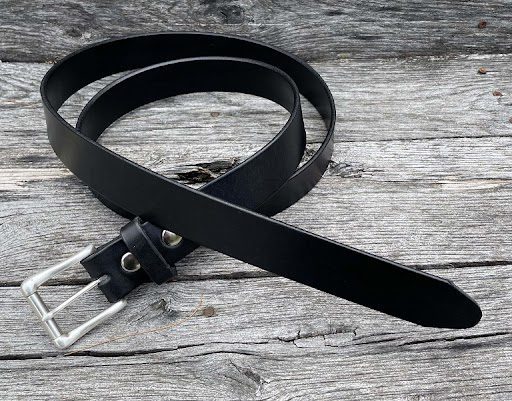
[65,27,82,38]
[202,306,216,317]
[218,5,245,24]
[477,20,487,29]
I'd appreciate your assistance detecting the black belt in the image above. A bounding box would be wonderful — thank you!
[20,32,481,349]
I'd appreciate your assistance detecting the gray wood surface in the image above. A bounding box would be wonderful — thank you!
[1,1,511,400]
[1,1,512,62]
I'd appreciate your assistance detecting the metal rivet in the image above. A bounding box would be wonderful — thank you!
[162,230,182,247]
[121,252,141,272]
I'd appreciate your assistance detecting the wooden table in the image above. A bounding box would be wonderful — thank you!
[1,1,510,400]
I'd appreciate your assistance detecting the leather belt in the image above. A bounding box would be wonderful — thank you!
[20,32,482,349]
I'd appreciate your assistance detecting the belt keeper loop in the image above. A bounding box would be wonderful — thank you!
[120,217,177,284]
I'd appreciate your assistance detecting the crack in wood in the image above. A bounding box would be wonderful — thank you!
[328,161,384,178]
[228,359,268,396]
[0,270,276,287]
[276,324,358,346]
[174,158,240,184]
[0,331,508,361]
[0,258,509,288]
[398,331,511,347]
[412,260,512,271]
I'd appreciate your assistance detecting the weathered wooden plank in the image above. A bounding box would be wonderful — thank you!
[0,0,511,62]
[2,142,512,284]
[0,265,510,399]
[1,55,511,399]
[1,56,512,282]
[0,340,510,400]
[1,55,511,144]
[2,264,511,356]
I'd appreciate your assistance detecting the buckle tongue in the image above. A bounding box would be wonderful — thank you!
[20,245,127,349]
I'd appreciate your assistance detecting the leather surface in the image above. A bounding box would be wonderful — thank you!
[40,32,481,328]
[120,218,176,284]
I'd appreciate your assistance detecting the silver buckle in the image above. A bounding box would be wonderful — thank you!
[20,245,127,349]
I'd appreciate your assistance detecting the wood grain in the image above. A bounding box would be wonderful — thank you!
[1,338,510,400]
[1,14,512,400]
[1,57,512,284]
[2,54,511,146]
[0,1,511,62]
[2,265,511,355]
[1,265,510,399]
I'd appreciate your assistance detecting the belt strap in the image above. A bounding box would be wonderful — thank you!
[25,32,481,349]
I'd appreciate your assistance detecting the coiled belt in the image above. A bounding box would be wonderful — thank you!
[20,32,481,349]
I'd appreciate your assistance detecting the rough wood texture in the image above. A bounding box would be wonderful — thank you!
[1,1,512,62]
[1,2,512,400]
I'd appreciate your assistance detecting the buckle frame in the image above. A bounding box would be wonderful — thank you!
[20,245,127,349]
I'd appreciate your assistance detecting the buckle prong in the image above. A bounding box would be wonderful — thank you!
[21,245,127,349]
